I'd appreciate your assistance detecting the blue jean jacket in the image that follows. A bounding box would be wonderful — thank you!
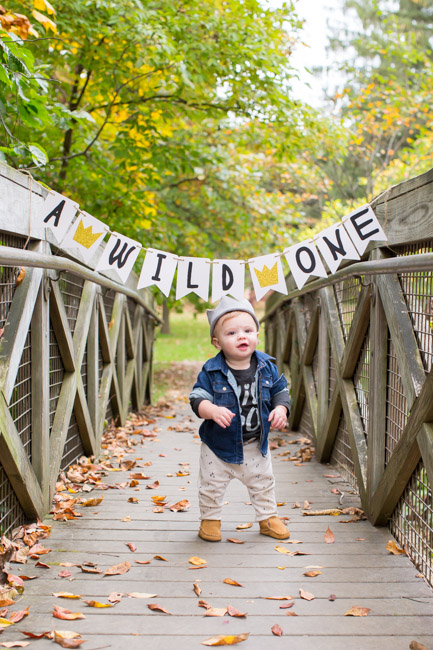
[189,350,289,464]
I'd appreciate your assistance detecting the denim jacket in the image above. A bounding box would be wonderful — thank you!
[189,350,289,464]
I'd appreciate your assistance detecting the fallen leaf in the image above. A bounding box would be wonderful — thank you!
[154,555,167,562]
[198,600,211,610]
[226,539,244,544]
[52,605,85,620]
[104,561,130,576]
[35,561,50,569]
[299,588,315,601]
[323,473,341,478]
[126,543,137,552]
[121,516,131,522]
[263,596,293,601]
[303,500,311,510]
[0,618,14,628]
[410,642,428,650]
[80,565,102,574]
[303,571,322,577]
[153,507,165,513]
[108,592,123,603]
[227,605,247,617]
[147,603,171,614]
[146,481,160,490]
[8,607,29,623]
[223,578,244,587]
[53,631,85,648]
[52,593,81,599]
[324,527,335,544]
[344,606,371,617]
[151,495,167,504]
[83,600,112,608]
[271,624,283,636]
[127,593,157,599]
[189,557,207,566]
[0,643,30,648]
[329,594,337,601]
[386,539,405,555]
[128,497,139,504]
[58,570,72,578]
[286,611,298,616]
[279,602,294,609]
[135,560,151,565]
[81,496,103,507]
[193,582,202,597]
[303,509,342,516]
[169,499,191,511]
[236,523,252,530]
[204,607,228,617]
[292,502,301,509]
[201,633,249,646]
[129,480,139,487]
[275,545,292,554]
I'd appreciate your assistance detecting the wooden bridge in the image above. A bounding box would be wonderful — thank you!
[0,164,431,648]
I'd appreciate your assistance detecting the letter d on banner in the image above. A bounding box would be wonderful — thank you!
[211,259,245,303]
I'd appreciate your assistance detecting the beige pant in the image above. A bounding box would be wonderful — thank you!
[198,441,278,522]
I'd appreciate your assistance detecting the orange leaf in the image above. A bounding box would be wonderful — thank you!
[324,527,335,544]
[147,603,171,614]
[193,582,202,597]
[271,624,283,636]
[127,593,157,599]
[169,499,191,512]
[128,497,139,504]
[201,633,249,646]
[303,571,322,577]
[52,593,81,599]
[344,606,371,617]
[386,540,405,555]
[198,600,211,610]
[126,543,137,552]
[223,578,244,587]
[227,604,247,617]
[83,600,112,608]
[299,588,315,601]
[52,605,85,620]
[236,523,252,530]
[204,607,227,617]
[189,557,207,566]
[108,592,123,603]
[146,481,160,490]
[226,538,244,544]
[0,642,31,648]
[104,561,130,576]
[81,497,103,507]
[153,507,165,513]
[153,555,167,562]
[8,607,29,623]
[263,596,293,600]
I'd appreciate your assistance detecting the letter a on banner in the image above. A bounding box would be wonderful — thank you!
[248,253,287,301]
[315,223,360,274]
[137,248,178,297]
[284,239,328,290]
[61,211,107,265]
[211,259,245,303]
[35,191,79,243]
[176,257,210,301]
[95,232,141,284]
[342,204,387,255]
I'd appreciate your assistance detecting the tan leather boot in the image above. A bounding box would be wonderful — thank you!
[259,516,290,540]
[198,520,221,542]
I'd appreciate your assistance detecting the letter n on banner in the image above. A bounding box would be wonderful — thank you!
[342,204,387,255]
[284,240,328,290]
[35,191,79,243]
[95,232,141,284]
[211,259,245,303]
[315,223,360,274]
[176,257,210,301]
[137,248,178,297]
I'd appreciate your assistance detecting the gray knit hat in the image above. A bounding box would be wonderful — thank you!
[207,296,259,338]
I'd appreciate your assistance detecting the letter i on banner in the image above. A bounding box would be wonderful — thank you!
[248,253,287,301]
[35,191,79,243]
[342,204,387,255]
[176,257,210,301]
[137,248,178,297]
[95,232,141,284]
[284,239,328,290]
[61,211,107,264]
[211,259,245,303]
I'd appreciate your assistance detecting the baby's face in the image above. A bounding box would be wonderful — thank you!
[212,313,259,366]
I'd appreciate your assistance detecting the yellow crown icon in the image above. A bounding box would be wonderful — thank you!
[73,219,103,249]
[254,262,279,288]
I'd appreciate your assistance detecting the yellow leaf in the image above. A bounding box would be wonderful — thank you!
[0,618,14,627]
[31,9,57,32]
[201,633,249,646]
[386,540,405,555]
[52,592,81,599]
[83,600,112,608]
[34,0,56,15]
[189,557,207,566]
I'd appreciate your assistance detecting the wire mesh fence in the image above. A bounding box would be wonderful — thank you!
[330,415,358,491]
[385,335,409,466]
[333,276,362,342]
[58,272,85,334]
[354,328,370,440]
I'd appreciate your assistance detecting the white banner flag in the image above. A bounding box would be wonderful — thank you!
[36,191,79,243]
[137,248,178,297]
[176,257,210,301]
[343,204,387,255]
[315,223,360,274]
[284,239,328,290]
[95,232,141,283]
[248,253,287,302]
[211,259,245,303]
[61,212,107,265]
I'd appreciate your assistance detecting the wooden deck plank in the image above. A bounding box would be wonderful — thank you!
[2,396,432,649]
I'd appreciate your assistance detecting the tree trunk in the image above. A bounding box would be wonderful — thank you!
[161,300,170,334]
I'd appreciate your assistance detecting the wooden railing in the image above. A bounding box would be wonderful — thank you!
[264,168,433,587]
[0,163,158,534]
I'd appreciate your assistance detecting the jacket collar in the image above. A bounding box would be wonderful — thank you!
[206,349,275,374]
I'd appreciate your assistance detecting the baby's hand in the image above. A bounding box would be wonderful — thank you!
[268,405,287,430]
[211,406,235,429]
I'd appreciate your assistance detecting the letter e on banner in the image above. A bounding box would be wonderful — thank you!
[35,191,79,243]
[176,257,210,301]
[211,259,245,303]
[95,232,141,284]
[284,240,328,290]
[137,248,178,297]
[315,223,360,274]
[342,204,387,255]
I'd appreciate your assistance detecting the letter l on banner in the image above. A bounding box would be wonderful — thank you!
[176,257,210,301]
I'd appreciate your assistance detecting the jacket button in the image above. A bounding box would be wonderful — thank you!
[266,380,270,384]
[223,387,227,391]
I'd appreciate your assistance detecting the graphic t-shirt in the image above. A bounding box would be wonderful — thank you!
[230,357,261,441]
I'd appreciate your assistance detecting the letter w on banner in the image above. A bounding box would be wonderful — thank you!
[176,257,210,301]
[137,248,178,297]
[95,232,141,284]
[35,190,79,243]
[211,259,245,303]
[284,239,328,290]
[342,204,387,255]
[315,222,360,274]
[248,253,287,301]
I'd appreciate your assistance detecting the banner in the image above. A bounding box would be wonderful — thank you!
[95,232,141,283]
[176,256,211,301]
[284,239,328,290]
[342,204,387,255]
[137,248,178,297]
[315,222,360,274]
[36,191,79,243]
[248,253,288,301]
[211,259,245,303]
[61,212,108,265]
